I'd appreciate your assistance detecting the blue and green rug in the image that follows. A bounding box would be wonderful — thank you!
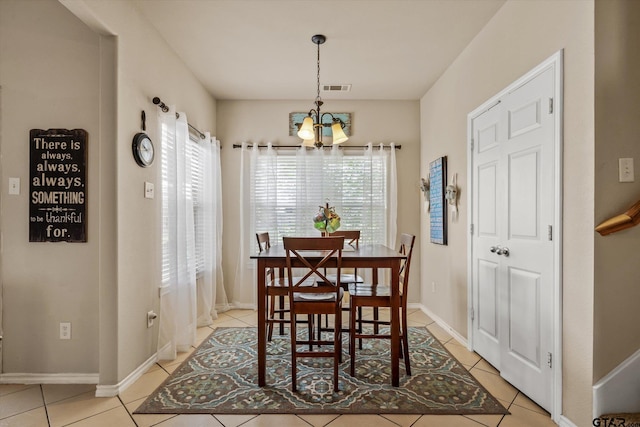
[135,326,508,415]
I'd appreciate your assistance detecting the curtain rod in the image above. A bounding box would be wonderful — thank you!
[232,144,401,150]
[152,97,206,139]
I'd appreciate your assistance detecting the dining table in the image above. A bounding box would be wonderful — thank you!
[250,243,406,387]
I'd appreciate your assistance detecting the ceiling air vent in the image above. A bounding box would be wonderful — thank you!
[322,84,352,92]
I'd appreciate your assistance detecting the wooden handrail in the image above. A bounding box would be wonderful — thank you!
[595,199,640,236]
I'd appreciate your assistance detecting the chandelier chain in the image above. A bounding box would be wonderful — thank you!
[297,34,348,147]
[316,39,321,102]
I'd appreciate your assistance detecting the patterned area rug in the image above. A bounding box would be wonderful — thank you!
[135,327,508,415]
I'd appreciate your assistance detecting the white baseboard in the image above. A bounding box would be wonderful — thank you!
[593,346,640,417]
[558,414,578,427]
[414,303,468,347]
[0,373,98,384]
[229,302,256,310]
[96,352,158,397]
[0,352,160,398]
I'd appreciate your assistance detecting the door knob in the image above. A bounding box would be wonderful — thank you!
[490,246,498,253]
[497,246,510,257]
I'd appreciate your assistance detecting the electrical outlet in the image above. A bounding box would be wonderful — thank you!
[60,322,71,340]
[144,181,154,199]
[147,311,157,328]
[619,158,634,182]
[9,177,20,195]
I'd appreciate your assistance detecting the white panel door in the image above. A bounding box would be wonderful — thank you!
[471,105,502,369]
[499,66,555,411]
[470,65,556,412]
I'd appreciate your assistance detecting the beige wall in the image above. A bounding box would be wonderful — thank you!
[63,0,217,383]
[217,100,421,305]
[594,0,640,381]
[0,0,216,385]
[0,0,101,374]
[420,0,595,425]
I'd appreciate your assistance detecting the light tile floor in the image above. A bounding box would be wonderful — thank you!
[0,309,557,426]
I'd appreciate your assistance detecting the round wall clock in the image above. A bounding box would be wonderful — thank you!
[132,132,154,167]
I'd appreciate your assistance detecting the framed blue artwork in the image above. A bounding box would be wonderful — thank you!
[429,156,447,245]
[289,112,352,137]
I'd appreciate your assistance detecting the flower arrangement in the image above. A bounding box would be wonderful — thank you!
[313,201,341,233]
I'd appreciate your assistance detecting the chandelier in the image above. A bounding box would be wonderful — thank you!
[297,34,349,148]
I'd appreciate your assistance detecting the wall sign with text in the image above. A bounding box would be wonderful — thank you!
[29,128,87,242]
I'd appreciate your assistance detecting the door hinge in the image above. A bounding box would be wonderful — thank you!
[547,352,553,368]
[548,225,553,241]
[470,224,474,235]
[549,98,554,114]
[470,307,475,321]
[470,139,474,151]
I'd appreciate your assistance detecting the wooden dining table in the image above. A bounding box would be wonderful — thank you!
[250,243,406,387]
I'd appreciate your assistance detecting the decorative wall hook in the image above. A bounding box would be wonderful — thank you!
[420,177,430,213]
[445,173,459,221]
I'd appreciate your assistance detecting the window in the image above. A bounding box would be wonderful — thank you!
[161,130,207,286]
[190,136,207,276]
[160,120,176,287]
[251,148,389,246]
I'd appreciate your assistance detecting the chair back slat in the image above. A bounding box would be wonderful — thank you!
[398,233,416,296]
[256,232,279,283]
[322,230,360,248]
[283,237,344,293]
[256,232,270,252]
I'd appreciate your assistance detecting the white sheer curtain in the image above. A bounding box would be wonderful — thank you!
[196,133,229,326]
[233,143,398,308]
[158,109,227,359]
[388,142,398,249]
[158,107,197,359]
[232,143,264,308]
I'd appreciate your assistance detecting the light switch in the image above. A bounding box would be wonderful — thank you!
[144,181,154,199]
[9,177,20,195]
[619,158,634,182]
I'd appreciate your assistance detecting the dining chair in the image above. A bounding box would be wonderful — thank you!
[320,230,363,337]
[348,233,416,377]
[284,236,345,392]
[321,230,363,285]
[256,232,290,341]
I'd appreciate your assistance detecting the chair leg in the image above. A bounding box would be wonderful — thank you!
[291,312,297,392]
[334,306,341,392]
[373,307,379,334]
[358,306,363,350]
[278,295,285,336]
[267,294,275,341]
[349,303,357,377]
[308,315,314,351]
[401,308,411,375]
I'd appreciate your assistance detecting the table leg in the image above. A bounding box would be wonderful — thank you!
[390,260,400,387]
[257,259,267,387]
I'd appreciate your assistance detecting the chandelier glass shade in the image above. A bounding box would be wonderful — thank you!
[297,34,349,147]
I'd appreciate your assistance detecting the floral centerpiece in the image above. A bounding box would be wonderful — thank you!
[313,201,341,233]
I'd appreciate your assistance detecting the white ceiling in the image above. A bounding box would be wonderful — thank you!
[133,0,505,101]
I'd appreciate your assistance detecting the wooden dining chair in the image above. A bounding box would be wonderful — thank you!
[284,236,345,392]
[348,233,416,377]
[319,230,363,336]
[256,232,289,340]
[321,230,363,285]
